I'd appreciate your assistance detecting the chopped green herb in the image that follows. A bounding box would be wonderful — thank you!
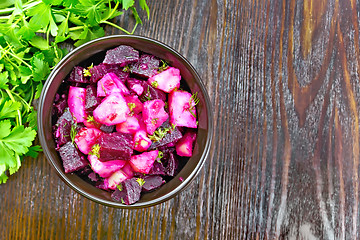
[89,144,100,158]
[158,60,169,73]
[120,198,125,204]
[148,125,175,142]
[117,183,123,191]
[70,123,78,144]
[83,68,91,77]
[83,64,93,77]
[188,92,199,118]
[151,81,159,88]
[127,102,136,112]
[157,151,163,163]
[87,115,95,123]
[123,65,130,72]
[136,178,145,186]
[144,86,152,101]
[151,118,158,125]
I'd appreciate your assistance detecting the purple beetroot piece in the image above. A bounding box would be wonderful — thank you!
[98,132,133,161]
[93,93,129,126]
[68,86,86,123]
[88,154,126,178]
[85,85,102,112]
[100,124,115,133]
[169,90,198,128]
[58,142,88,173]
[89,64,129,83]
[68,66,89,83]
[148,121,182,150]
[165,152,178,176]
[139,82,167,103]
[142,99,169,135]
[53,118,71,148]
[148,67,181,93]
[129,150,159,174]
[148,161,166,175]
[129,54,159,78]
[53,93,67,117]
[111,177,142,205]
[103,45,139,66]
[53,108,75,148]
[142,175,165,192]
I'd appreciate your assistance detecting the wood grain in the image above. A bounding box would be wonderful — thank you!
[1,0,360,239]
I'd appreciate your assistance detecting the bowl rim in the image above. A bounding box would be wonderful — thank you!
[38,34,213,208]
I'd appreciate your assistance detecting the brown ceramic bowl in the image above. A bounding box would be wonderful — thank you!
[38,35,213,208]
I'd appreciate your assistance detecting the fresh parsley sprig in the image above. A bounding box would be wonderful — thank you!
[0,0,150,184]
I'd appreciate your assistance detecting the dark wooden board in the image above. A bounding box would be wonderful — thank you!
[1,0,360,239]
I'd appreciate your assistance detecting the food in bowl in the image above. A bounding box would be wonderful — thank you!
[52,45,198,205]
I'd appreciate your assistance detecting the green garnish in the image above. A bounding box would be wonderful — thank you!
[89,144,100,158]
[151,118,158,125]
[70,123,78,144]
[156,151,163,163]
[83,64,93,77]
[136,178,145,186]
[188,92,199,118]
[123,65,130,72]
[158,60,169,73]
[117,183,123,191]
[151,81,159,88]
[87,115,96,123]
[127,102,136,112]
[144,86,152,101]
[120,198,125,204]
[148,124,176,142]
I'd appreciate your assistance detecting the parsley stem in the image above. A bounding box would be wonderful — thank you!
[5,89,22,126]
[0,46,32,69]
[107,1,120,19]
[0,0,42,15]
[68,26,85,31]
[101,20,133,35]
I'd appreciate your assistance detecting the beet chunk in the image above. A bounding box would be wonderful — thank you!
[68,66,89,83]
[53,93,67,117]
[53,108,75,148]
[100,124,115,133]
[111,177,142,205]
[85,85,102,112]
[165,153,178,176]
[58,142,88,173]
[130,54,159,78]
[142,175,165,192]
[139,82,167,102]
[103,45,139,66]
[56,107,74,123]
[98,132,133,161]
[89,64,129,83]
[53,118,71,148]
[148,161,166,175]
[148,121,182,150]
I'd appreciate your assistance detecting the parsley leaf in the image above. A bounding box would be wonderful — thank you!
[0,100,21,120]
[0,0,150,184]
